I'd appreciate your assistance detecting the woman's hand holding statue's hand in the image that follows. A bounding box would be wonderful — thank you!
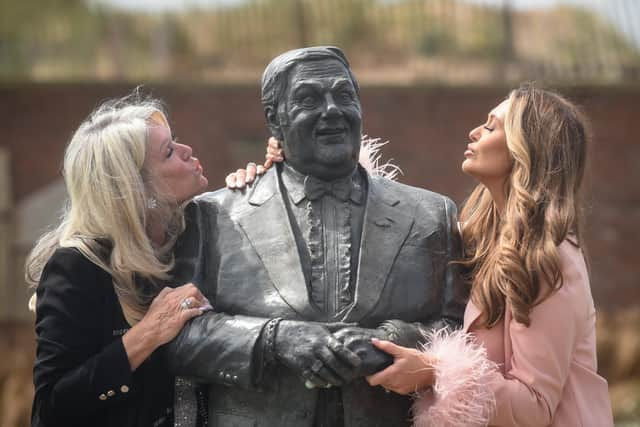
[123,283,212,370]
[225,137,283,189]
[365,338,437,395]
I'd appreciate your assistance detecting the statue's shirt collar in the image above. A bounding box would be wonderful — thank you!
[280,163,364,205]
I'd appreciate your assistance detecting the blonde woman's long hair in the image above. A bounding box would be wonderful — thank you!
[26,92,185,324]
[460,85,589,327]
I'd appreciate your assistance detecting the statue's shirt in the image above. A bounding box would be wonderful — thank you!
[279,163,366,320]
[279,164,367,427]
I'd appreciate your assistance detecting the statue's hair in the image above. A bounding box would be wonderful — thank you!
[26,90,185,324]
[459,84,590,327]
[261,46,360,113]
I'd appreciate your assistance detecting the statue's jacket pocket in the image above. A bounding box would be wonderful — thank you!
[403,225,439,249]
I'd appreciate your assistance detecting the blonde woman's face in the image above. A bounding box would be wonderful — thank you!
[146,120,208,203]
[463,100,512,186]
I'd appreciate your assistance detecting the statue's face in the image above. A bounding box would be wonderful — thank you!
[279,58,362,180]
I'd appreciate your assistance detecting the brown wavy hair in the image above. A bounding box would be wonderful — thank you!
[459,85,590,327]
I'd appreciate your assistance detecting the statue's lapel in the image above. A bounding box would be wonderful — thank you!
[234,168,317,318]
[343,177,414,322]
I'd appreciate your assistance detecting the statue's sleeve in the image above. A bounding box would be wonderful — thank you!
[378,195,468,347]
[438,195,467,328]
[165,312,269,390]
[165,198,270,390]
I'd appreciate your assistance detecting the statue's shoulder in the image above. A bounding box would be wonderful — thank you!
[190,168,278,216]
[368,174,454,209]
[193,187,231,206]
[369,176,457,230]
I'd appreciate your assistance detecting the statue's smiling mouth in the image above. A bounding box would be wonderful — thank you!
[316,127,347,136]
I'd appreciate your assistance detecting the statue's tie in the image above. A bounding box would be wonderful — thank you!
[303,176,352,201]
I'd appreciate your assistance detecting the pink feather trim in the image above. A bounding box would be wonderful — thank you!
[412,328,497,427]
[358,135,402,180]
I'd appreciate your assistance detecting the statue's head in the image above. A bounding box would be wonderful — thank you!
[261,46,362,180]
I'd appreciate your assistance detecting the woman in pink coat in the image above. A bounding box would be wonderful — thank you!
[230,84,613,426]
[364,85,613,426]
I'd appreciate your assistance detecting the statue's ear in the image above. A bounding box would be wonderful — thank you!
[265,105,284,141]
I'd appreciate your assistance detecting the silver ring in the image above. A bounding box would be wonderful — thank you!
[310,360,323,374]
[180,298,194,310]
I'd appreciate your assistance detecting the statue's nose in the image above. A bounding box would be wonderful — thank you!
[323,93,342,119]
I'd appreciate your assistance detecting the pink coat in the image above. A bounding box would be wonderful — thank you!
[413,241,613,427]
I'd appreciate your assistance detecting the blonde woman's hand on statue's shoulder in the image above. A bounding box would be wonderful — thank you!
[122,283,212,370]
[225,163,260,189]
[225,137,284,189]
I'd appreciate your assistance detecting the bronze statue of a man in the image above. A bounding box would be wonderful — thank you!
[168,46,466,427]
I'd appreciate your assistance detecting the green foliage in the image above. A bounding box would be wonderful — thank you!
[418,26,456,56]
[0,0,97,77]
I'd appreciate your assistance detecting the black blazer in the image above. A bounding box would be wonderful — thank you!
[32,247,174,427]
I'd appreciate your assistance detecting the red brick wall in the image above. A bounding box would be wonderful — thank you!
[1,83,638,310]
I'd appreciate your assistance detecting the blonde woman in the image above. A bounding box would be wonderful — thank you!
[236,85,613,426]
[29,94,211,427]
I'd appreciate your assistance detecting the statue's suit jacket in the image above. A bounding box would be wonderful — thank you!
[167,165,467,427]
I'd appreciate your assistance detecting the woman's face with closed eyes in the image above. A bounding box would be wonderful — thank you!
[145,113,208,204]
[462,100,512,188]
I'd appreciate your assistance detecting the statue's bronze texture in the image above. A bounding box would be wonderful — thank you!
[168,46,467,427]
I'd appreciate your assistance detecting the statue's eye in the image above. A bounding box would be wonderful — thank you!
[338,90,355,103]
[301,96,317,108]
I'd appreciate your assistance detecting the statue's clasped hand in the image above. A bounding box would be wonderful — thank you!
[332,326,395,377]
[274,320,361,389]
